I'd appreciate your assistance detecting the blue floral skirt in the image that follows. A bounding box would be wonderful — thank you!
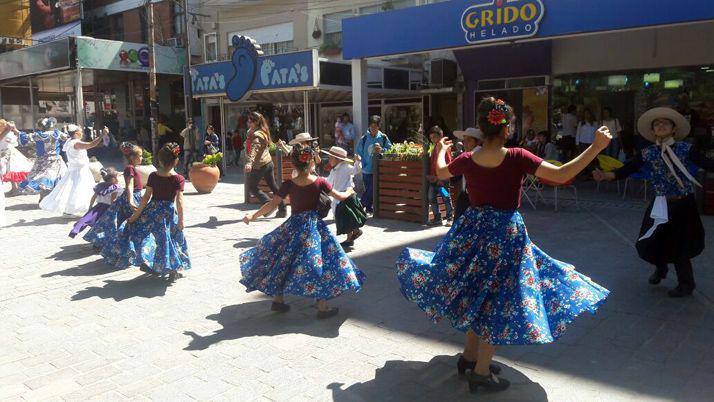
[83,190,142,248]
[19,155,67,193]
[101,200,191,274]
[396,207,609,345]
[239,210,365,300]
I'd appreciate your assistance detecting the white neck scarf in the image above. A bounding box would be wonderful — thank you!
[656,136,701,189]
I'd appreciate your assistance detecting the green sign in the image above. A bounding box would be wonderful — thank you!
[76,37,186,75]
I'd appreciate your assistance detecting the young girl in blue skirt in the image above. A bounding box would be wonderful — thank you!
[396,97,611,392]
[69,168,122,238]
[240,145,365,319]
[83,142,144,249]
[101,143,190,281]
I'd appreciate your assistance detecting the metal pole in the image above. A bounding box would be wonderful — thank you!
[303,90,309,134]
[29,77,37,125]
[75,67,84,126]
[182,0,193,120]
[147,0,160,158]
[219,96,226,173]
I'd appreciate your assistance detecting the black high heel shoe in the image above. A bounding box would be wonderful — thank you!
[468,372,510,393]
[457,356,501,375]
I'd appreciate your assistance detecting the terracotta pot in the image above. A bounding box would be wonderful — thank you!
[189,163,220,194]
[135,165,157,185]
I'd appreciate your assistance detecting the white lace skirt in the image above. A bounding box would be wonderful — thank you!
[39,165,96,216]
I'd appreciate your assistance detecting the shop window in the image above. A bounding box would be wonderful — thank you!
[478,79,506,91]
[359,0,416,15]
[323,11,353,47]
[204,32,217,62]
[262,40,294,56]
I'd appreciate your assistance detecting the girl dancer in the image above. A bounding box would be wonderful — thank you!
[69,168,122,238]
[83,142,143,249]
[396,98,611,392]
[594,107,714,297]
[40,125,106,216]
[0,120,33,195]
[101,143,190,280]
[19,118,68,200]
[322,146,367,248]
[240,145,365,319]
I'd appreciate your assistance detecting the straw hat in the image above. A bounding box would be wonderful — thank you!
[288,132,319,146]
[453,127,483,141]
[637,107,691,143]
[320,146,354,163]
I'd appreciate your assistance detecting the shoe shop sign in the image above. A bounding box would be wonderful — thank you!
[190,36,317,101]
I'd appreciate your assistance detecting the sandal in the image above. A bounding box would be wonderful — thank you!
[468,372,510,393]
[316,307,339,319]
[271,302,291,313]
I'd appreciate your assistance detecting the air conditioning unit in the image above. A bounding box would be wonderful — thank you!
[166,38,179,47]
[430,59,457,88]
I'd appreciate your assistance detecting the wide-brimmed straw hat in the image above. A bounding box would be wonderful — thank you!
[453,127,483,141]
[637,107,691,143]
[320,146,354,163]
[288,132,319,146]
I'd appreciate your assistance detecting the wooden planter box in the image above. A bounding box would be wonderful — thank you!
[374,158,455,224]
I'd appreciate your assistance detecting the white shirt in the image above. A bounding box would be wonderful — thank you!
[326,161,360,215]
[576,122,598,145]
[96,187,123,205]
[561,113,578,137]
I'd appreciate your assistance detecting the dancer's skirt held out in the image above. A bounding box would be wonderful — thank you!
[396,206,609,345]
[239,210,365,300]
[100,200,191,273]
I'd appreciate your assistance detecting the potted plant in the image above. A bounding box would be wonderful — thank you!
[190,152,222,194]
[319,42,342,56]
[135,149,157,184]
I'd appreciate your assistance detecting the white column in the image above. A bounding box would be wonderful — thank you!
[75,68,84,126]
[219,96,226,172]
[303,90,310,134]
[29,77,37,125]
[351,58,368,148]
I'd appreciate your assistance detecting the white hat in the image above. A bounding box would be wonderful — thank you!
[453,127,483,140]
[67,124,81,134]
[320,146,354,163]
[637,107,691,143]
[288,132,319,146]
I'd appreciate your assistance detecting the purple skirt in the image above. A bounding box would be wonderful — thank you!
[69,203,111,238]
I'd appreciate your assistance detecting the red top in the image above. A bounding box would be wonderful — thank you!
[147,172,185,201]
[276,176,333,214]
[430,145,452,176]
[232,134,244,151]
[124,165,143,191]
[448,148,543,210]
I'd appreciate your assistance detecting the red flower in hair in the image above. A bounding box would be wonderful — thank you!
[495,99,505,106]
[487,109,507,126]
[299,152,311,163]
[171,145,181,156]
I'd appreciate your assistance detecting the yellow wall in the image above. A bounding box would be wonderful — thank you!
[0,0,31,47]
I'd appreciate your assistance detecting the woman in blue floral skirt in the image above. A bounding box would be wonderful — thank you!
[240,144,365,319]
[396,98,611,392]
[83,142,144,249]
[101,143,190,281]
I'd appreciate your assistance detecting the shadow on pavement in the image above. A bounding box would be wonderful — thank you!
[366,218,429,233]
[233,237,259,249]
[5,203,38,211]
[187,216,244,229]
[8,216,74,227]
[42,258,122,277]
[328,355,547,402]
[183,300,346,351]
[71,273,171,302]
[214,202,257,211]
[46,243,96,262]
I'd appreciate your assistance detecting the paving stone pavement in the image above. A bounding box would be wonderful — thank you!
[2,169,714,401]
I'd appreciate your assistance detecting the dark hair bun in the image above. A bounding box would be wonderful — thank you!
[290,144,314,171]
[477,97,515,140]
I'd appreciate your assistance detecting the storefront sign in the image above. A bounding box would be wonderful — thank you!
[191,49,317,98]
[76,37,186,75]
[0,37,25,46]
[461,0,544,44]
[0,38,70,82]
[343,0,714,59]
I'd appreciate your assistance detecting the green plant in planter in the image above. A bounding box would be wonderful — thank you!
[319,42,341,54]
[268,143,277,154]
[201,152,223,167]
[141,149,153,165]
[383,141,424,161]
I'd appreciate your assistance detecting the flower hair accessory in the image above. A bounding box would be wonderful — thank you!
[166,143,181,156]
[487,99,509,126]
[119,142,134,155]
[298,149,312,163]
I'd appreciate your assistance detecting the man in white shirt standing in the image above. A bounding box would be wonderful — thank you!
[600,106,623,159]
